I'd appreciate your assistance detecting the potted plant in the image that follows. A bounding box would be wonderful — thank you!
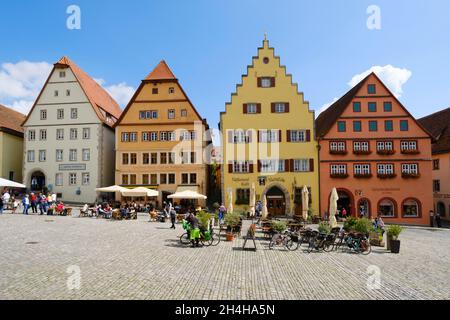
[318,221,331,234]
[387,225,403,253]
[354,217,373,237]
[343,217,358,232]
[272,221,287,234]
[224,212,241,241]
[197,211,212,231]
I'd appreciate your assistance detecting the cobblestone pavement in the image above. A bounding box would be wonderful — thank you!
[0,212,449,300]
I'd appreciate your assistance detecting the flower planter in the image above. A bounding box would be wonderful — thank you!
[330,150,348,155]
[402,173,421,179]
[401,150,420,155]
[226,233,234,242]
[386,234,392,251]
[354,174,373,179]
[353,150,372,155]
[377,174,397,179]
[377,150,396,155]
[390,239,401,253]
[330,174,349,179]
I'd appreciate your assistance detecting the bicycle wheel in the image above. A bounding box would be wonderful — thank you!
[307,238,316,253]
[210,232,221,246]
[360,239,372,255]
[269,234,281,250]
[323,240,334,252]
[180,232,190,245]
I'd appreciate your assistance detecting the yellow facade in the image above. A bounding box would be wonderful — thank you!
[220,40,319,216]
[115,61,210,207]
[0,131,24,182]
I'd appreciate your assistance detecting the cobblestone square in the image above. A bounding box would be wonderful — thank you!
[0,213,449,300]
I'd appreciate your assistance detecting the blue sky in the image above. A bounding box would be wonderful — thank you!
[1,0,449,136]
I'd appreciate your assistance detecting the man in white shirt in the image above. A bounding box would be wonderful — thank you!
[1,191,10,213]
[51,192,57,205]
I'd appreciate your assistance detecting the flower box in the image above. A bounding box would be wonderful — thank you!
[354,174,373,179]
[401,149,420,155]
[330,150,348,155]
[377,150,395,155]
[377,173,397,179]
[402,173,421,179]
[353,150,372,155]
[330,173,349,179]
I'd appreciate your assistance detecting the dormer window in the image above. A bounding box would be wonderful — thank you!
[152,88,158,94]
[59,71,66,78]
[368,84,376,94]
[169,87,175,94]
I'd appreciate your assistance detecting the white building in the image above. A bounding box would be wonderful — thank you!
[22,56,122,203]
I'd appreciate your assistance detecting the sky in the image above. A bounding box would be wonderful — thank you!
[1,0,450,144]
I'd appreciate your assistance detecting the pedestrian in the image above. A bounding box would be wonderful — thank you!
[30,193,37,214]
[23,195,30,215]
[219,203,226,224]
[170,207,176,229]
[341,207,347,218]
[51,192,57,206]
[435,211,442,228]
[186,212,200,247]
[2,190,11,212]
[429,210,435,227]
[0,193,3,214]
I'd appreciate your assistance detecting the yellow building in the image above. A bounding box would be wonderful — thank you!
[115,61,210,207]
[220,39,319,217]
[0,104,25,183]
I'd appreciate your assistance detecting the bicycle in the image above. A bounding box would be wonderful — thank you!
[341,232,372,255]
[307,231,328,253]
[180,221,214,247]
[269,231,297,251]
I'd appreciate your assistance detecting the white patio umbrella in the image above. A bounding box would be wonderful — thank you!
[302,185,309,220]
[329,188,339,228]
[121,187,159,198]
[262,195,268,219]
[95,185,128,193]
[249,183,256,217]
[227,189,233,214]
[0,178,26,188]
[167,190,207,200]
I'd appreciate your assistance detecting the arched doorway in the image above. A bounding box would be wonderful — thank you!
[437,202,446,218]
[266,186,286,217]
[334,189,354,218]
[357,198,371,218]
[30,171,46,192]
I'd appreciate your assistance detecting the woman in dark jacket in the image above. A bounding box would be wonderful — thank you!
[186,212,200,247]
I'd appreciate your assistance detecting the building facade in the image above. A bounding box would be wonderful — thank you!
[220,39,319,217]
[317,73,433,225]
[419,107,450,222]
[0,104,25,182]
[115,61,210,207]
[22,57,122,203]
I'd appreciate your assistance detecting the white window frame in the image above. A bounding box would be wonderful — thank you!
[39,150,46,162]
[168,109,175,119]
[377,141,393,151]
[70,108,77,119]
[82,128,90,140]
[56,129,64,140]
[293,159,310,172]
[28,130,36,141]
[261,160,285,173]
[402,163,418,175]
[150,132,158,141]
[56,149,63,162]
[354,141,369,152]
[27,150,35,162]
[233,161,250,173]
[40,109,47,120]
[377,164,394,175]
[354,164,371,175]
[55,173,63,186]
[82,149,90,161]
[401,141,417,151]
[57,109,64,119]
[274,103,286,113]
[70,128,78,140]
[290,130,306,142]
[69,173,77,186]
[69,149,77,162]
[130,132,137,142]
[331,164,347,175]
[246,103,257,114]
[160,132,168,141]
[82,173,90,186]
[260,130,279,143]
[261,78,271,88]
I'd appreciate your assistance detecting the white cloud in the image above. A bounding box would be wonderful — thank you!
[103,82,135,108]
[318,65,412,116]
[0,61,52,113]
[348,65,412,98]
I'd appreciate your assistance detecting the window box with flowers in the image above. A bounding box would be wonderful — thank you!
[377,149,396,155]
[353,150,372,155]
[401,149,420,155]
[330,173,349,179]
[402,173,421,179]
[330,150,348,155]
[377,173,397,179]
[354,173,373,179]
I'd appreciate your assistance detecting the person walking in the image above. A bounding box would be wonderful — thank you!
[170,207,177,229]
[435,211,442,228]
[219,203,226,224]
[23,195,30,215]
[186,212,200,247]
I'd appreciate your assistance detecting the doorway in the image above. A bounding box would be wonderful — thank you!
[336,189,354,218]
[266,186,286,217]
[30,171,46,192]
[437,202,446,218]
[358,198,370,218]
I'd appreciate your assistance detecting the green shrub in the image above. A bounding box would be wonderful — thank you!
[343,217,358,231]
[387,225,403,240]
[196,211,212,230]
[212,202,220,211]
[318,221,331,234]
[272,221,287,233]
[354,217,373,235]
[224,212,241,228]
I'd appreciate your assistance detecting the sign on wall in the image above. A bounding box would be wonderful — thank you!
[59,164,87,171]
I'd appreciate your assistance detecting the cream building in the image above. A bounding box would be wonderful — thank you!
[22,57,122,203]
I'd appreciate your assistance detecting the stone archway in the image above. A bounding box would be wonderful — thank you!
[27,169,47,192]
[262,183,291,216]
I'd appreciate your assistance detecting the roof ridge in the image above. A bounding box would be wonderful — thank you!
[145,60,177,81]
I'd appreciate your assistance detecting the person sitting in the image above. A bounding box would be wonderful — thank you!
[98,203,112,219]
[56,201,66,215]
[121,206,130,219]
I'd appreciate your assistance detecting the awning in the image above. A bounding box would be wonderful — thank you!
[95,185,128,193]
[168,186,207,200]
[121,187,159,197]
[0,178,26,188]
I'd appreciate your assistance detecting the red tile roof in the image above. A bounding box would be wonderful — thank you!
[23,56,122,128]
[0,104,25,135]
[144,60,177,81]
[418,107,450,154]
[55,56,122,126]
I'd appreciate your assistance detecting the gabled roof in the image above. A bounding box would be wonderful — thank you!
[316,72,434,140]
[0,104,26,135]
[23,56,122,128]
[315,74,368,138]
[145,60,177,81]
[115,60,207,128]
[418,107,450,154]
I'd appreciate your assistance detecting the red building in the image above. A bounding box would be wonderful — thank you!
[316,73,434,226]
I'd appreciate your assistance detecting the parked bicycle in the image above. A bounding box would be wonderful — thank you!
[341,232,372,255]
[180,220,217,247]
[269,231,297,251]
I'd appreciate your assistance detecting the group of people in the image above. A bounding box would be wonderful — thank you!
[0,189,65,216]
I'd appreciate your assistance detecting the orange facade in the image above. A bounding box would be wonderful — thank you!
[317,73,433,226]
